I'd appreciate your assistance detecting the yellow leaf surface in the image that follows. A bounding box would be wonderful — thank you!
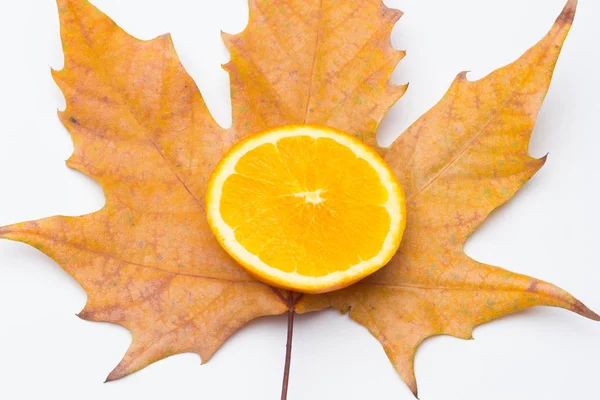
[223,0,407,151]
[297,0,599,396]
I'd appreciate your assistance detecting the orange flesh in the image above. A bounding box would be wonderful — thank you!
[220,136,391,277]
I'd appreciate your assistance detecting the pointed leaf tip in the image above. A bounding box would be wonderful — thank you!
[557,0,578,24]
[105,368,123,383]
[411,386,419,399]
[221,30,233,42]
[456,70,471,81]
[385,7,403,24]
[573,300,600,321]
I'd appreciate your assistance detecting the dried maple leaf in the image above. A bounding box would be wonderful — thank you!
[0,0,597,397]
[297,0,599,396]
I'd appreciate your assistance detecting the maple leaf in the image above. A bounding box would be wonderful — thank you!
[0,0,596,397]
[297,0,599,396]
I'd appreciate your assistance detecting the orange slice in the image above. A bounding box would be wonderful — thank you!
[206,125,406,294]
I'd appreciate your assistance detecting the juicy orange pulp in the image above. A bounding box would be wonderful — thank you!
[206,125,406,294]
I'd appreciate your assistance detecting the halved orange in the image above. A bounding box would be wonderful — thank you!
[206,125,406,294]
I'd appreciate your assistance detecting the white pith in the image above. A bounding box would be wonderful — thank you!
[295,189,325,204]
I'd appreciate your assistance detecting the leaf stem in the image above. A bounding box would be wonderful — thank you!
[280,291,303,400]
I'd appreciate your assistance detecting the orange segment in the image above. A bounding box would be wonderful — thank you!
[206,125,406,293]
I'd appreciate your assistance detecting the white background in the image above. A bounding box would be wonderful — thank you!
[0,0,599,399]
